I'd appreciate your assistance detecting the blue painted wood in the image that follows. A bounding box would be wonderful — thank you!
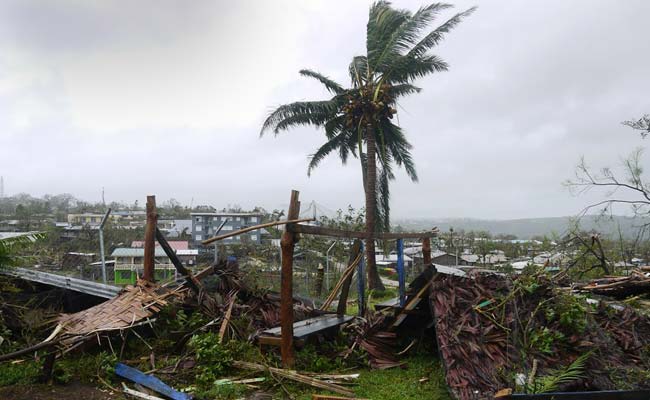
[396,238,406,307]
[115,363,192,400]
[357,242,365,316]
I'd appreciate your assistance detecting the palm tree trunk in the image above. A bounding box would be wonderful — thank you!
[365,126,385,292]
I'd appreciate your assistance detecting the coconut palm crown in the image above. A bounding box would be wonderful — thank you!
[261,2,475,290]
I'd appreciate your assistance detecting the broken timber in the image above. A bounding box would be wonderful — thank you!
[201,217,314,245]
[287,224,438,240]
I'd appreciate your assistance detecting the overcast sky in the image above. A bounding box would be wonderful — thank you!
[1,0,648,219]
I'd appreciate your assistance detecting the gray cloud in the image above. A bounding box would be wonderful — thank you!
[1,0,649,219]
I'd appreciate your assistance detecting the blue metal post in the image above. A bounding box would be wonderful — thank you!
[357,242,365,316]
[396,238,406,307]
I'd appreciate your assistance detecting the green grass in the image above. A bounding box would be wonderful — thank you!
[0,360,40,386]
[294,355,451,400]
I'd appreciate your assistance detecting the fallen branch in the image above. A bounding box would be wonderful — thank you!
[233,360,354,396]
[320,252,363,311]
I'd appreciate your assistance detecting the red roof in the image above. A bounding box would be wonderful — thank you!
[131,240,189,250]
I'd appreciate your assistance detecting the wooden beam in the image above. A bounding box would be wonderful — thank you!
[143,195,157,282]
[281,190,300,368]
[201,217,314,245]
[288,223,438,240]
[155,228,201,293]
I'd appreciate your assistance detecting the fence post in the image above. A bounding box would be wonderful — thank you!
[422,237,431,266]
[357,241,365,316]
[396,238,405,307]
[143,196,157,282]
[280,190,300,368]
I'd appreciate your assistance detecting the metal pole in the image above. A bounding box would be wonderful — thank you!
[325,240,337,291]
[396,238,406,307]
[98,208,112,284]
[211,219,229,262]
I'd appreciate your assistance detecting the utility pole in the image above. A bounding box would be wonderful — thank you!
[0,176,4,198]
[98,208,112,284]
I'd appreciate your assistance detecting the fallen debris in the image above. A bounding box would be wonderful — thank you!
[115,362,191,400]
[233,360,354,396]
[122,383,166,400]
[579,269,650,298]
[429,269,650,399]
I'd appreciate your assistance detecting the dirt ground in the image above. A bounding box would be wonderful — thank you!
[0,383,124,400]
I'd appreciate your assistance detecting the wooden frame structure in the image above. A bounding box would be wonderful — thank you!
[277,190,435,367]
[197,189,436,368]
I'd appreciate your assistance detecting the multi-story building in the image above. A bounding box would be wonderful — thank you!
[191,212,264,246]
[67,213,116,226]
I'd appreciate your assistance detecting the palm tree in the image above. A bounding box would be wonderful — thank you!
[261,1,474,290]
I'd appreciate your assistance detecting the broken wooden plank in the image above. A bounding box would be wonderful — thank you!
[114,363,191,400]
[390,280,433,329]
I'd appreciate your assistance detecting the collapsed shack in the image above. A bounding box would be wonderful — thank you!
[426,268,650,400]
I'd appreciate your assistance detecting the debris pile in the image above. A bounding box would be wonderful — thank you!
[578,268,650,298]
[429,270,650,399]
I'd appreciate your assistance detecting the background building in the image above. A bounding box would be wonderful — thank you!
[191,212,264,246]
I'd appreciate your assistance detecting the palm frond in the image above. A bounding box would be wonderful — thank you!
[0,232,46,251]
[299,69,345,94]
[383,54,448,84]
[367,2,411,69]
[307,132,350,176]
[532,352,591,394]
[349,56,370,87]
[0,232,46,269]
[381,121,418,181]
[261,100,340,136]
[372,3,453,72]
[389,83,422,99]
[407,7,477,59]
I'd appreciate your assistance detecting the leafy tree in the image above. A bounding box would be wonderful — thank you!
[261,2,474,289]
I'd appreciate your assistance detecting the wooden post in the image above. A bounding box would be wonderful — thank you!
[143,195,157,282]
[315,264,324,297]
[422,237,432,267]
[396,238,406,307]
[357,241,366,316]
[281,190,300,368]
[156,228,201,293]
